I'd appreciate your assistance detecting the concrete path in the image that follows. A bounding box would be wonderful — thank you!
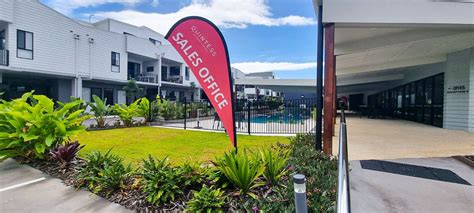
[0,159,131,213]
[333,116,474,160]
[350,157,474,212]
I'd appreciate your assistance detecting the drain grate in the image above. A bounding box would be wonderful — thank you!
[360,160,471,185]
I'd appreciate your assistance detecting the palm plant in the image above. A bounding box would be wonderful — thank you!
[123,79,144,104]
[89,95,110,128]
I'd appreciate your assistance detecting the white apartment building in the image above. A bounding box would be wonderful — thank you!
[0,0,201,104]
[232,68,282,100]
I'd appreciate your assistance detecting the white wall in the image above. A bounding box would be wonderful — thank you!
[444,48,474,131]
[0,1,14,23]
[6,1,127,82]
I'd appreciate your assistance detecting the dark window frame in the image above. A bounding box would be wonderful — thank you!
[146,66,154,73]
[16,29,34,60]
[111,51,120,72]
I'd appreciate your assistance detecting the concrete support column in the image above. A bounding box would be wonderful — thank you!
[157,57,162,87]
[323,23,335,155]
[181,63,186,84]
[71,77,82,98]
[444,48,474,132]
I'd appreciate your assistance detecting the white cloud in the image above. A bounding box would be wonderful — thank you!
[151,0,159,7]
[232,62,317,74]
[93,0,316,34]
[47,0,144,14]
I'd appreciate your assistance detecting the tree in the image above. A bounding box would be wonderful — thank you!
[123,79,144,104]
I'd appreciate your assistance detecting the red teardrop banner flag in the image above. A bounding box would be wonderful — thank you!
[165,16,237,149]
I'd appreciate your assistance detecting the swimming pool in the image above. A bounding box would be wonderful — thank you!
[250,114,309,124]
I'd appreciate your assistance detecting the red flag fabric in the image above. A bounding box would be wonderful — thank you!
[165,16,237,148]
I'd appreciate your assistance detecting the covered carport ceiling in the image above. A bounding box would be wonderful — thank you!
[335,27,474,75]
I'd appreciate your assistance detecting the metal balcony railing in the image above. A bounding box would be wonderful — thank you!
[337,109,351,213]
[130,74,159,84]
[0,49,8,66]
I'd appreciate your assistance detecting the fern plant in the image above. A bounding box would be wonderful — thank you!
[215,150,265,198]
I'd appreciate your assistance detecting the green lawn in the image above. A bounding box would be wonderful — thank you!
[74,127,291,165]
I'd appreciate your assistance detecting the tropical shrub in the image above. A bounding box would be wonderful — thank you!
[123,79,144,103]
[187,185,226,212]
[141,155,202,205]
[141,155,184,204]
[51,140,84,166]
[57,96,88,115]
[0,92,90,161]
[136,97,151,122]
[260,147,290,185]
[215,150,265,198]
[240,134,337,211]
[157,98,184,120]
[112,102,139,127]
[89,95,110,128]
[78,150,132,194]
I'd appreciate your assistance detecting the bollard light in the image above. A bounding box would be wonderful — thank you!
[293,174,308,213]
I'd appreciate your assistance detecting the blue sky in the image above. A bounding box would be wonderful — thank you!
[41,0,317,79]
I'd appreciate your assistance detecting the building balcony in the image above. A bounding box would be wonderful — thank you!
[0,49,8,66]
[129,74,159,84]
[162,75,183,84]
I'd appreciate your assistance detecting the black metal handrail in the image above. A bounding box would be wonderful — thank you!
[0,49,8,66]
[337,109,350,213]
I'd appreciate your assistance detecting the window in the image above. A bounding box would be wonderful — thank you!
[111,52,120,72]
[91,88,102,99]
[161,66,168,81]
[170,66,180,76]
[147,66,154,72]
[185,67,190,80]
[149,38,161,45]
[17,30,33,59]
[128,62,140,79]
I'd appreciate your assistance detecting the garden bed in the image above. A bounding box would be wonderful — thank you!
[18,134,337,212]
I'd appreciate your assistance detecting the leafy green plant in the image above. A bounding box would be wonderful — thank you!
[187,185,226,212]
[78,150,132,194]
[215,150,265,198]
[57,96,88,115]
[51,140,84,166]
[141,155,183,204]
[240,134,337,212]
[260,148,290,185]
[156,98,184,120]
[89,95,110,128]
[112,102,138,127]
[141,155,202,205]
[0,92,90,161]
[136,97,160,122]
